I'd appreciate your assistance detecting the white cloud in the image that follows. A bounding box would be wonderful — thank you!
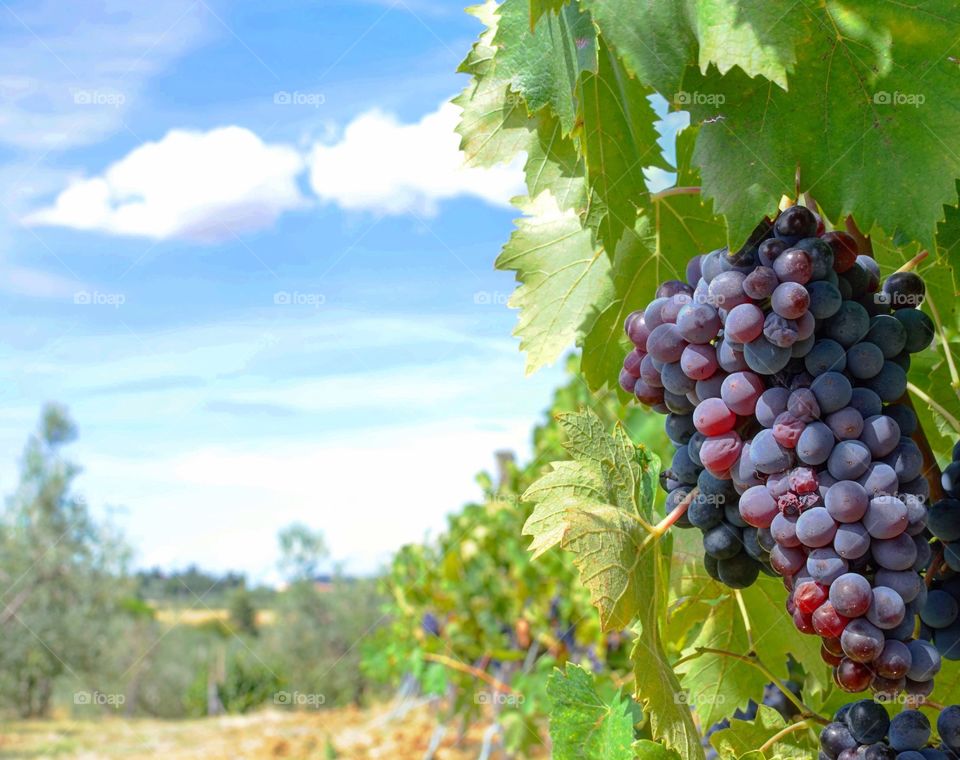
[24,102,525,241]
[25,127,308,242]
[307,102,525,216]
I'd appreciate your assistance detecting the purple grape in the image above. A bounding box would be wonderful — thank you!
[863,495,908,539]
[824,480,869,523]
[796,507,838,548]
[834,521,871,559]
[807,547,848,584]
[647,323,688,363]
[756,387,790,427]
[826,407,863,440]
[677,302,722,344]
[797,421,835,466]
[827,440,872,480]
[743,266,778,299]
[860,414,901,458]
[872,533,918,571]
[866,586,905,629]
[830,572,872,617]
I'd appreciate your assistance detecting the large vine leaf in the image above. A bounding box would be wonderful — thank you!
[581,0,802,98]
[494,0,597,135]
[455,0,536,168]
[739,578,829,698]
[710,705,816,759]
[547,664,635,760]
[496,193,613,373]
[656,128,727,263]
[633,740,680,759]
[677,591,766,729]
[526,110,588,211]
[685,2,960,249]
[692,1,802,89]
[522,410,703,758]
[579,40,668,254]
[579,0,694,97]
[668,549,829,726]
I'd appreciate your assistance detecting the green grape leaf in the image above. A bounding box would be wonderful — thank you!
[579,0,695,97]
[631,616,705,760]
[739,576,830,698]
[454,79,534,169]
[455,0,536,168]
[529,0,568,28]
[547,664,635,760]
[710,705,817,759]
[526,110,588,212]
[556,411,645,514]
[523,411,655,626]
[496,193,613,374]
[494,0,597,135]
[522,410,702,757]
[579,40,668,254]
[633,739,681,759]
[559,503,650,630]
[677,591,767,729]
[692,1,801,89]
[685,2,960,250]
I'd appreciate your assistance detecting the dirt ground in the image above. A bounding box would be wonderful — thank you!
[0,701,539,759]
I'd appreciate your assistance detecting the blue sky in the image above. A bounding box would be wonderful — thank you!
[0,0,571,582]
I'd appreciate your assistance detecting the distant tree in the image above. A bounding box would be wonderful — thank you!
[0,404,131,717]
[277,523,328,584]
[227,586,258,637]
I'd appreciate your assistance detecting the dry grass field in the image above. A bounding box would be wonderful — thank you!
[0,701,542,759]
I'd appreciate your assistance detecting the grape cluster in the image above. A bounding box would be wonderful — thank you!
[820,700,960,759]
[620,205,939,693]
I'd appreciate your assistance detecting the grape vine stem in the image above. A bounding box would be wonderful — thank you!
[422,653,521,696]
[894,249,929,273]
[908,382,960,438]
[651,186,701,200]
[924,293,960,398]
[734,590,754,650]
[757,719,817,754]
[927,545,946,589]
[640,488,698,550]
[673,647,828,725]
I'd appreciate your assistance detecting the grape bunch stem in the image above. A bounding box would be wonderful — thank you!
[758,719,819,754]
